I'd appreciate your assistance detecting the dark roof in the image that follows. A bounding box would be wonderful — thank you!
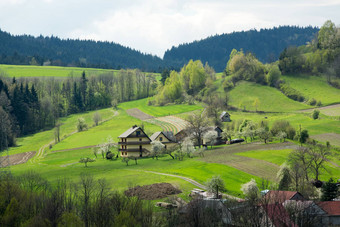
[264,191,303,204]
[318,201,340,216]
[118,126,151,140]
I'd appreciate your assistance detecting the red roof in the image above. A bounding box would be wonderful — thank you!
[264,191,303,204]
[318,201,340,216]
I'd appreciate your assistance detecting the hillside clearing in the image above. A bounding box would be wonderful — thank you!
[126,108,154,120]
[228,81,310,112]
[282,74,340,106]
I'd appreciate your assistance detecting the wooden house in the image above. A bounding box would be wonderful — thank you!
[150,131,177,149]
[220,111,231,122]
[118,125,151,158]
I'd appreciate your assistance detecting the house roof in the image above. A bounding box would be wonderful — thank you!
[118,126,151,141]
[263,204,298,227]
[150,131,176,142]
[220,111,230,118]
[317,201,340,216]
[264,191,303,204]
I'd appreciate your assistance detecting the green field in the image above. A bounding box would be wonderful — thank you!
[0,64,160,78]
[119,98,203,117]
[281,74,340,106]
[228,81,310,112]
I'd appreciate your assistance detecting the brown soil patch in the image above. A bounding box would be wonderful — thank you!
[311,133,340,147]
[126,108,154,120]
[124,183,182,200]
[0,151,36,167]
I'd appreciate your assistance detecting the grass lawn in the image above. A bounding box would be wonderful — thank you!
[281,74,340,106]
[119,98,203,117]
[228,81,310,112]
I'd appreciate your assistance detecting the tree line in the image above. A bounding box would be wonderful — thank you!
[0,29,164,72]
[0,70,158,151]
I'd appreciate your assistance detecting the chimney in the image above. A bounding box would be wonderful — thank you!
[132,125,138,128]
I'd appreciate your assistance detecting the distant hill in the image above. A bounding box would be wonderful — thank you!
[0,29,164,72]
[163,26,319,72]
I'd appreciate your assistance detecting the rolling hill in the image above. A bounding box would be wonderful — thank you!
[164,26,319,72]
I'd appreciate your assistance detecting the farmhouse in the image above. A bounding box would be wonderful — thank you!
[150,131,177,149]
[263,190,305,204]
[317,201,340,226]
[118,125,152,158]
[220,111,231,122]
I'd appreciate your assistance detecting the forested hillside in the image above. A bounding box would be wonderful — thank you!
[0,29,164,72]
[164,26,319,72]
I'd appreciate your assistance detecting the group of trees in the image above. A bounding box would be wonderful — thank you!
[221,119,298,144]
[0,29,164,72]
[155,60,215,105]
[164,26,319,72]
[0,70,158,151]
[0,172,153,226]
[279,20,340,86]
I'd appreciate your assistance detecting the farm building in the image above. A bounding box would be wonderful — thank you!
[202,126,225,146]
[118,125,152,158]
[263,190,305,204]
[317,201,340,226]
[150,131,177,149]
[174,129,189,143]
[220,111,231,122]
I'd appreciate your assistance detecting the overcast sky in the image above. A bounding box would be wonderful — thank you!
[1,0,340,57]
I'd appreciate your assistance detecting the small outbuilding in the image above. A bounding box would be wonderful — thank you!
[220,111,231,122]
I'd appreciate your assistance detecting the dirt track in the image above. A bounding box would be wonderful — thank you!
[126,108,154,120]
[0,151,36,167]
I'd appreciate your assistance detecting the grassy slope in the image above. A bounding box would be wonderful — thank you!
[281,74,340,106]
[50,109,162,151]
[8,107,115,155]
[228,81,310,112]
[119,98,203,117]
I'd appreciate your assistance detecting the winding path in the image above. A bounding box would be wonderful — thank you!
[141,170,241,200]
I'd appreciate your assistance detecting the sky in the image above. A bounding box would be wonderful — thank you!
[0,0,340,57]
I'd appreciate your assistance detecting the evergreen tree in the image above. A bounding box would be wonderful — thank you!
[321,178,338,201]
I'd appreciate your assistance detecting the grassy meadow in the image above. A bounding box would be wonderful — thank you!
[2,64,340,202]
[228,81,310,112]
[282,74,340,106]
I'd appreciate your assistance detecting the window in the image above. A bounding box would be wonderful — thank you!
[136,131,140,136]
[139,138,142,141]
[159,137,163,141]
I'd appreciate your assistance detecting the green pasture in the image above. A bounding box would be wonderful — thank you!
[8,108,115,155]
[0,64,118,77]
[228,81,310,112]
[50,109,162,151]
[11,147,263,198]
[224,111,340,136]
[236,149,292,165]
[119,98,203,117]
[281,74,340,106]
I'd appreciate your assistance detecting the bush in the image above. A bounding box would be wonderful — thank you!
[312,109,320,120]
[316,101,322,107]
[77,117,88,132]
[309,98,317,106]
[279,83,305,102]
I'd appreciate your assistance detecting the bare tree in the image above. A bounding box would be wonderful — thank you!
[92,111,102,126]
[186,112,209,148]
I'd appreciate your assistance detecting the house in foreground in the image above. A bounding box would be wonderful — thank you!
[118,125,152,158]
